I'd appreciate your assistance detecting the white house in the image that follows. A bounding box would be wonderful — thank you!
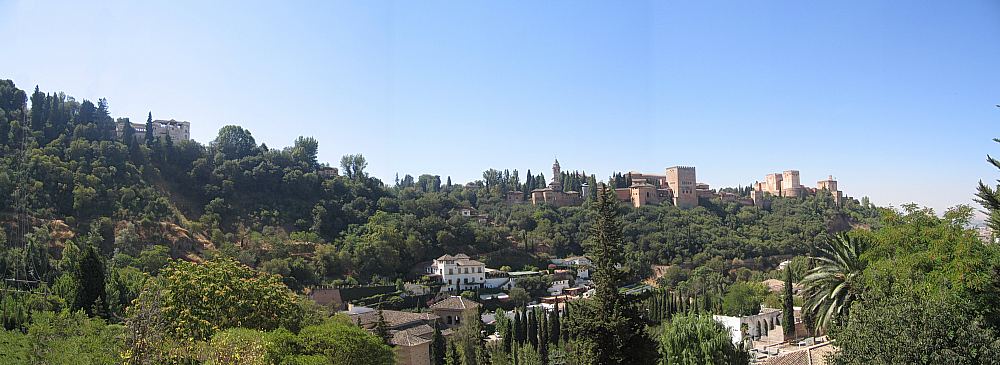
[713,307,784,345]
[547,279,570,295]
[429,254,486,292]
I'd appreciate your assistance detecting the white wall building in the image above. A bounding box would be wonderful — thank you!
[430,254,486,292]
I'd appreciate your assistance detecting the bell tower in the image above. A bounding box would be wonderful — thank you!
[549,158,562,191]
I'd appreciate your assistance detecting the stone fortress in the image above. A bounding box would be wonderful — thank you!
[750,170,843,206]
[526,160,845,210]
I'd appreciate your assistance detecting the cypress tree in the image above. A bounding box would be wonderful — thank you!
[433,326,447,365]
[144,111,154,146]
[503,312,513,353]
[74,243,107,317]
[445,341,461,365]
[550,307,560,345]
[782,265,796,339]
[527,309,538,348]
[562,303,571,343]
[375,306,391,345]
[539,311,549,365]
[513,309,524,344]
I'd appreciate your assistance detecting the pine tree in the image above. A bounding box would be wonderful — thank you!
[144,111,154,146]
[782,265,796,339]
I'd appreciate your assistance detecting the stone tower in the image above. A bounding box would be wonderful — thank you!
[549,158,562,192]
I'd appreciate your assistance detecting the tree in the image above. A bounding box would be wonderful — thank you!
[800,233,866,331]
[829,287,1000,365]
[659,314,749,365]
[446,341,461,365]
[291,136,319,168]
[455,308,484,365]
[375,306,391,345]
[782,264,795,339]
[433,325,447,365]
[527,308,538,348]
[509,287,531,307]
[144,112,154,146]
[274,318,396,365]
[340,154,368,180]
[563,185,657,364]
[74,243,107,317]
[538,311,548,365]
[549,308,560,346]
[213,125,257,159]
[721,282,766,317]
[976,137,1000,233]
[154,258,303,341]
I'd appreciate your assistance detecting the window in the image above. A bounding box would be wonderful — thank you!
[455,316,460,325]
[448,279,452,285]
[449,269,453,275]
[447,316,453,325]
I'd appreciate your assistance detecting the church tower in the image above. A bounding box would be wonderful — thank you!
[549,158,562,192]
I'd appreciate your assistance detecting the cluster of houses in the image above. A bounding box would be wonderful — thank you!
[425,254,593,302]
[316,253,595,365]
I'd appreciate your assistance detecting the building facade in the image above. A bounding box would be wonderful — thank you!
[530,159,583,207]
[752,170,844,206]
[118,119,191,142]
[666,166,698,209]
[429,254,486,292]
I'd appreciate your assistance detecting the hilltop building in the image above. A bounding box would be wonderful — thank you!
[530,159,583,207]
[611,166,700,208]
[752,171,844,205]
[117,119,191,142]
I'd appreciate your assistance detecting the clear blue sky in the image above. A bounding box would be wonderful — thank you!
[2,1,999,215]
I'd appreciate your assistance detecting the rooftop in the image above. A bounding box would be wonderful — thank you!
[348,309,439,329]
[430,296,481,311]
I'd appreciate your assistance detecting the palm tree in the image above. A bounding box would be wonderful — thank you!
[800,233,867,331]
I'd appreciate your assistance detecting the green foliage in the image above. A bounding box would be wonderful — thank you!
[800,233,866,331]
[659,314,749,365]
[829,286,1000,365]
[0,310,124,364]
[720,281,767,317]
[781,265,795,339]
[157,258,303,341]
[207,328,270,365]
[564,186,657,365]
[73,243,107,316]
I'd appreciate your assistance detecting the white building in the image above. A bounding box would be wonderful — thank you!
[429,254,486,292]
[118,119,191,142]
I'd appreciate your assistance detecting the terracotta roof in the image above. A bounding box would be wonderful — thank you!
[760,343,835,365]
[431,296,481,311]
[760,350,808,365]
[349,309,439,329]
[391,329,432,347]
[436,254,485,267]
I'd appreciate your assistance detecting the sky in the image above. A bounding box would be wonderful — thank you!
[1,1,999,215]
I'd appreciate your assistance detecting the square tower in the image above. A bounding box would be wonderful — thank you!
[665,166,697,209]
